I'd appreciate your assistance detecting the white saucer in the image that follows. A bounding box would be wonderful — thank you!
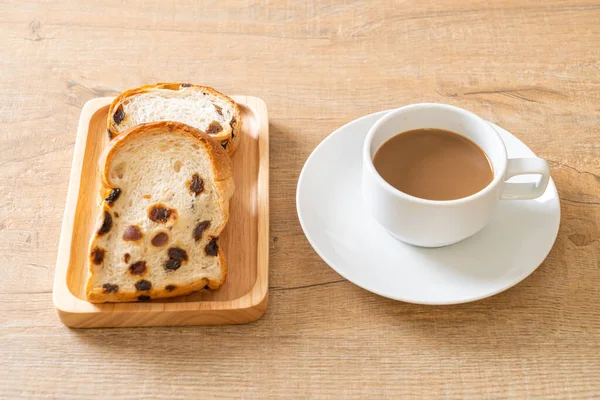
[296,111,560,305]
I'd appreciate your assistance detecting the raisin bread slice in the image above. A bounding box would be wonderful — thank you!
[107,83,242,156]
[86,121,234,303]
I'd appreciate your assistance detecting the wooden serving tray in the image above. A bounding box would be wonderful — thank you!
[53,96,269,327]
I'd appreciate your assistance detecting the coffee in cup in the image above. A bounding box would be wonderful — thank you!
[362,103,550,247]
[373,128,494,201]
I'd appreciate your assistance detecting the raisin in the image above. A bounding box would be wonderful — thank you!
[138,295,150,301]
[164,247,187,271]
[164,258,181,271]
[181,83,191,88]
[123,253,131,263]
[230,117,236,139]
[129,261,147,275]
[105,188,121,205]
[151,232,169,247]
[90,247,105,265]
[135,280,152,291]
[114,212,120,218]
[165,285,176,292]
[214,104,223,116]
[123,225,143,241]
[97,211,112,235]
[148,204,176,223]
[188,173,204,195]
[113,107,125,125]
[102,283,118,293]
[193,220,210,241]
[168,247,188,261]
[205,237,219,256]
[206,121,223,134]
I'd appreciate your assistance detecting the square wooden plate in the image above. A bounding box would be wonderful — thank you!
[53,96,269,327]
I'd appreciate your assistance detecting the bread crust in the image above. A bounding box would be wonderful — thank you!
[86,121,233,303]
[106,83,242,156]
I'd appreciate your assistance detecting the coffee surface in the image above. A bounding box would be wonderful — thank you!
[373,129,493,201]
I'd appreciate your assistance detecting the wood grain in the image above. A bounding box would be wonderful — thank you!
[53,96,269,327]
[1,0,599,398]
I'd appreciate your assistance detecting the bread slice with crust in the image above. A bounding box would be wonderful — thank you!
[106,83,242,156]
[86,121,234,303]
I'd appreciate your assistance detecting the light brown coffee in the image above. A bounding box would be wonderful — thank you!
[373,129,493,201]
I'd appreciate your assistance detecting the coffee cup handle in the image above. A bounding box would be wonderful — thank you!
[500,158,550,200]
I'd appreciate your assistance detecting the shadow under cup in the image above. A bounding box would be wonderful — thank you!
[362,103,509,248]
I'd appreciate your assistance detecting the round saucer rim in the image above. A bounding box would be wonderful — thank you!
[296,111,561,305]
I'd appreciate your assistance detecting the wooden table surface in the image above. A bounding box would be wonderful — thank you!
[1,1,599,398]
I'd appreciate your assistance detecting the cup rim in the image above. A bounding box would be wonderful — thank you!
[363,103,508,206]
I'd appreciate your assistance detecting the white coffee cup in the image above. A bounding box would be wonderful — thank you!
[362,103,550,247]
